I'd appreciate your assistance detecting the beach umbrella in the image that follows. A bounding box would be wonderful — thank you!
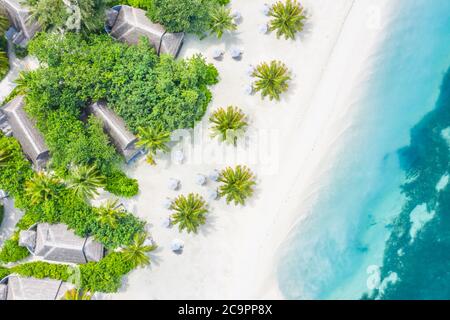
[161,217,171,228]
[163,198,172,209]
[143,237,154,247]
[232,11,242,23]
[262,3,271,16]
[245,84,254,95]
[168,178,180,191]
[209,169,220,181]
[173,150,185,164]
[196,174,207,186]
[212,48,224,60]
[208,189,219,201]
[230,47,242,60]
[259,23,268,34]
[171,239,184,252]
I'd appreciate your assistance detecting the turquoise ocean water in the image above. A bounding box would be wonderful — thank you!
[277,0,450,299]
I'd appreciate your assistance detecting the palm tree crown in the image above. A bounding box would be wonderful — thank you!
[218,165,256,206]
[209,5,237,39]
[96,199,125,228]
[209,106,248,145]
[136,125,171,165]
[25,172,62,205]
[170,193,208,234]
[122,232,157,268]
[252,60,291,101]
[269,0,306,40]
[67,164,106,201]
[62,288,92,300]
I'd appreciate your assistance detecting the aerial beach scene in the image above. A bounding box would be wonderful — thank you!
[0,0,449,304]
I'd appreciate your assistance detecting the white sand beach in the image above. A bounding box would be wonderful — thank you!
[108,0,394,300]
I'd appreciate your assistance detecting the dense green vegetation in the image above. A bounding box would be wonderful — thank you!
[0,10,9,79]
[26,0,114,33]
[218,165,256,205]
[209,106,248,145]
[170,193,208,233]
[252,60,291,101]
[136,125,171,165]
[269,0,307,40]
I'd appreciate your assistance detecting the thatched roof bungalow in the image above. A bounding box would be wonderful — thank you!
[87,101,142,163]
[18,223,104,264]
[0,0,40,47]
[107,5,184,57]
[0,276,73,300]
[1,95,49,169]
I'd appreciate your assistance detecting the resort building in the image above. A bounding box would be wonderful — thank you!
[0,276,73,300]
[0,0,40,47]
[18,223,104,264]
[1,95,50,169]
[106,5,184,57]
[87,101,143,163]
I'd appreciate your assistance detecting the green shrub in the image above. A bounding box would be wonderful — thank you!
[79,252,134,292]
[0,266,10,280]
[0,238,30,264]
[105,171,139,198]
[11,261,71,281]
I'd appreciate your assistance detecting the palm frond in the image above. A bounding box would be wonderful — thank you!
[209,106,248,145]
[170,193,208,233]
[218,165,256,205]
[209,5,237,39]
[252,60,291,101]
[269,0,306,40]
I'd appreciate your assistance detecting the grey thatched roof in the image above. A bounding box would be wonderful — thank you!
[87,101,142,163]
[2,95,49,169]
[109,5,184,57]
[0,0,40,47]
[22,223,104,264]
[0,276,73,300]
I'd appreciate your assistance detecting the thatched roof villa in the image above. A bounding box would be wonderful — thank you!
[1,95,49,169]
[0,0,40,47]
[87,101,143,163]
[0,276,73,300]
[106,5,184,57]
[19,223,104,264]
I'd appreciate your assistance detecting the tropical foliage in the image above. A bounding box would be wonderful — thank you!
[218,165,256,205]
[137,125,171,165]
[67,165,106,201]
[25,172,62,205]
[269,0,307,40]
[0,10,9,79]
[0,149,11,167]
[170,193,208,233]
[96,199,125,229]
[209,106,248,145]
[209,5,237,39]
[252,60,291,101]
[63,288,93,300]
[26,0,114,33]
[122,232,157,268]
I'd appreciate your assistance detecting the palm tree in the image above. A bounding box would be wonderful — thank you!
[67,165,106,201]
[122,232,157,268]
[218,165,256,205]
[170,193,208,234]
[96,199,125,228]
[14,72,31,96]
[25,172,61,205]
[269,0,306,40]
[136,125,171,165]
[209,106,248,145]
[252,60,291,101]
[0,149,11,168]
[62,288,92,300]
[209,5,237,39]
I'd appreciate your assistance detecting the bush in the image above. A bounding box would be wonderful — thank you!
[79,252,134,292]
[105,171,139,198]
[11,261,71,281]
[0,266,10,280]
[0,238,30,264]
